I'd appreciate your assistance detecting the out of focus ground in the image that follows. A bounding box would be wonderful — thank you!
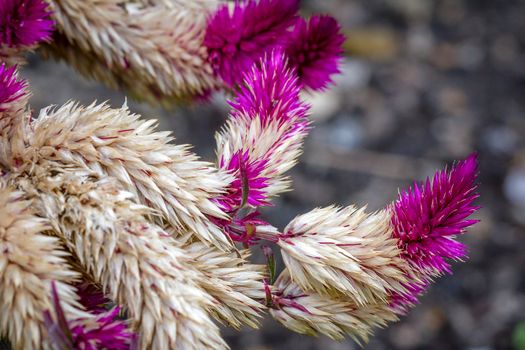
[21,0,525,349]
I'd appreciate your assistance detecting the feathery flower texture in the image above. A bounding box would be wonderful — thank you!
[45,283,134,350]
[284,16,345,90]
[0,7,481,347]
[0,0,53,47]
[392,154,479,277]
[0,0,53,64]
[33,0,345,104]
[205,0,345,91]
[0,63,26,109]
[204,0,299,87]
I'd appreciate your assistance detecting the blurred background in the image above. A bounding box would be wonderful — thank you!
[20,0,525,349]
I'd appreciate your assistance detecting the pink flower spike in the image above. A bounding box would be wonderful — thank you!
[0,63,26,109]
[204,0,299,87]
[392,153,480,277]
[0,0,54,48]
[230,50,309,126]
[284,16,345,91]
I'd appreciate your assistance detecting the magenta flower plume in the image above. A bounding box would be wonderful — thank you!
[284,16,345,91]
[230,51,309,126]
[392,153,480,277]
[0,63,26,109]
[204,0,299,87]
[0,0,54,48]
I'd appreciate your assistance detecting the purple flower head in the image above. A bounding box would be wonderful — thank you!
[391,153,480,277]
[230,50,309,126]
[0,0,54,47]
[204,0,299,87]
[284,16,345,91]
[0,63,26,110]
[219,150,270,211]
[45,282,135,350]
[69,307,134,350]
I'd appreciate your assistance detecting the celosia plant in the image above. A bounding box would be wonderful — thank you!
[0,49,480,348]
[0,0,481,349]
[5,0,345,105]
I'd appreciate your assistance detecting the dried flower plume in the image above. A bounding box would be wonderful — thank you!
[277,207,409,305]
[269,269,398,344]
[43,0,221,104]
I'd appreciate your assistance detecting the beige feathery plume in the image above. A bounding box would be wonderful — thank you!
[43,0,220,104]
[27,101,234,249]
[182,240,267,329]
[16,165,228,350]
[0,179,84,350]
[278,206,409,305]
[269,269,398,344]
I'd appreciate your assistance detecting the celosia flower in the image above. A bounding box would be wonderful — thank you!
[183,241,267,329]
[214,52,310,244]
[229,51,309,125]
[277,206,408,305]
[45,282,134,350]
[216,51,310,202]
[0,63,26,108]
[204,0,299,87]
[283,16,345,91]
[45,0,218,105]
[269,269,398,343]
[218,150,270,211]
[391,153,480,277]
[0,0,53,47]
[69,307,134,350]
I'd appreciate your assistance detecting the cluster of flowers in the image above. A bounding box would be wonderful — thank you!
[1,0,343,104]
[0,0,480,349]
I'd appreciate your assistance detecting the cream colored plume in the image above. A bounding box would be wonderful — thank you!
[183,240,267,329]
[43,0,221,105]
[0,179,84,350]
[27,101,233,249]
[269,269,398,344]
[278,206,409,305]
[16,165,228,350]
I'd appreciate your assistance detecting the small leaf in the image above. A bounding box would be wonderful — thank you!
[262,245,276,284]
